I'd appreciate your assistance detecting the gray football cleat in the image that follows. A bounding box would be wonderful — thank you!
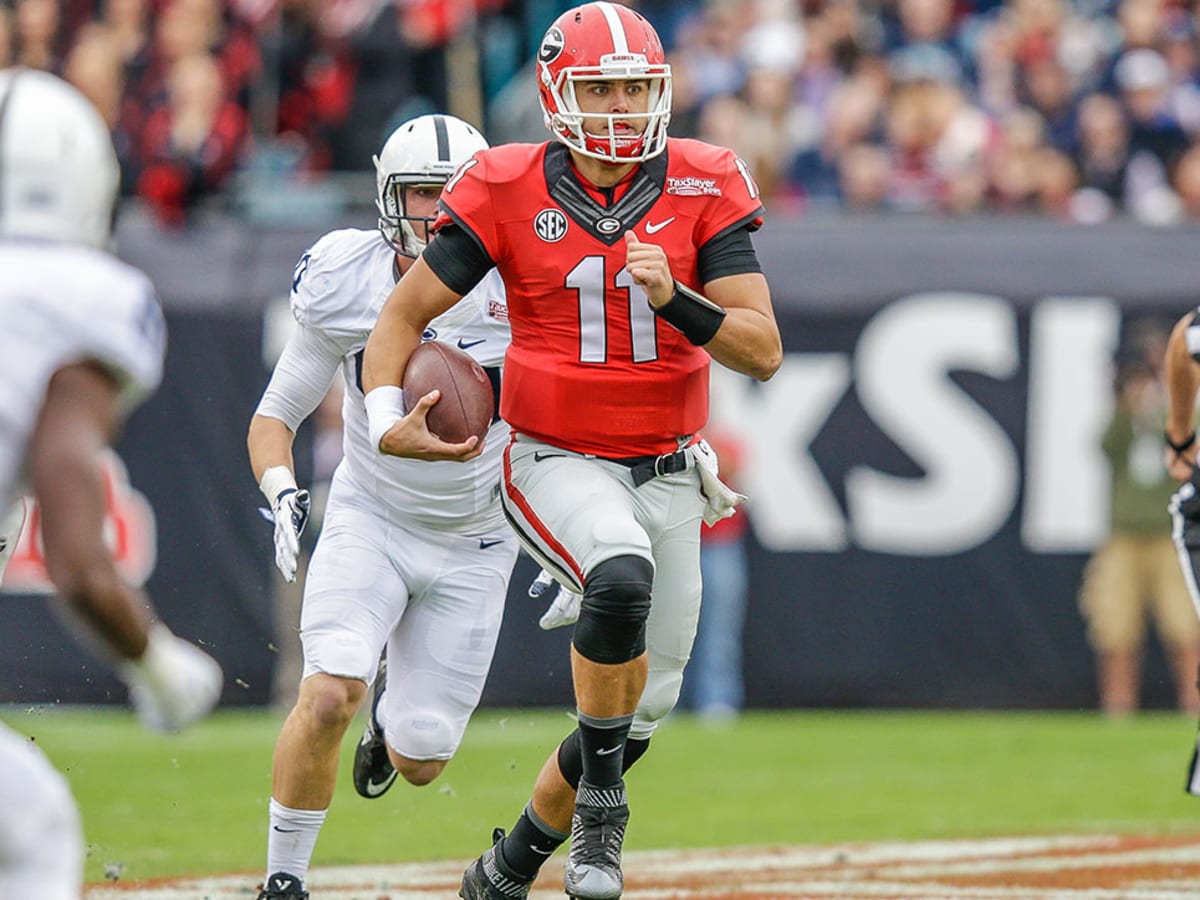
[460,828,533,899]
[352,658,397,799]
[563,780,628,899]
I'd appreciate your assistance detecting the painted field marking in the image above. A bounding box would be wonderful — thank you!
[84,833,1200,899]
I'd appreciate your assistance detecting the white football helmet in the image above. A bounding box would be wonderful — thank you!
[373,114,488,258]
[0,68,119,249]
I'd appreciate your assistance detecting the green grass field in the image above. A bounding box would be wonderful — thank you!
[3,706,1199,885]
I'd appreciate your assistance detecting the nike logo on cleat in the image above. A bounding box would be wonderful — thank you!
[645,217,675,234]
[479,538,504,549]
[364,772,398,796]
[457,338,486,350]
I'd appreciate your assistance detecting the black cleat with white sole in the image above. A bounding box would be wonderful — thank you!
[352,659,397,799]
[257,871,308,899]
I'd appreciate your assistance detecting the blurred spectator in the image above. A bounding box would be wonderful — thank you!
[883,0,972,82]
[838,141,893,210]
[885,74,995,213]
[149,0,261,108]
[0,6,12,68]
[792,72,887,204]
[63,23,125,128]
[1072,91,1133,220]
[259,0,357,172]
[1019,56,1080,152]
[1172,142,1200,219]
[1030,144,1081,217]
[988,105,1047,209]
[674,1,747,105]
[136,52,249,225]
[1116,50,1190,158]
[14,0,63,72]
[1078,331,1200,718]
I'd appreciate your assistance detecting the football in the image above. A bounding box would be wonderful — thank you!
[402,340,495,444]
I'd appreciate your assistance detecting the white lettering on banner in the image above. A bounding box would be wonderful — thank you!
[1021,298,1120,551]
[849,293,1019,554]
[720,293,1117,556]
[733,355,851,551]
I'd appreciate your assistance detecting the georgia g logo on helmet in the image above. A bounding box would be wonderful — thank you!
[539,26,564,64]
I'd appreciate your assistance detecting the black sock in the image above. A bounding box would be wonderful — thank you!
[577,709,633,787]
[498,803,569,879]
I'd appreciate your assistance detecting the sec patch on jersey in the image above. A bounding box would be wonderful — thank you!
[402,341,494,444]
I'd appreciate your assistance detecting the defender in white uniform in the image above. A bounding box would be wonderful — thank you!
[0,69,222,899]
[248,115,516,900]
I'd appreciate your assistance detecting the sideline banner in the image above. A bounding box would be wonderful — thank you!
[2,216,1194,709]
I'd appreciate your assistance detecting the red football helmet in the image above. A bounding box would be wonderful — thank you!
[537,2,672,163]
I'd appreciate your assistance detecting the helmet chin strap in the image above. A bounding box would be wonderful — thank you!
[399,220,426,258]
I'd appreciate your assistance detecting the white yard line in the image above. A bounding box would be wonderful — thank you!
[83,834,1200,899]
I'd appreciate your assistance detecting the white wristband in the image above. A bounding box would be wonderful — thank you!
[364,385,406,452]
[259,465,297,505]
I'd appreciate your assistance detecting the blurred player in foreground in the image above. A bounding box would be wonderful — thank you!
[362,4,781,897]
[0,68,223,898]
[247,114,515,899]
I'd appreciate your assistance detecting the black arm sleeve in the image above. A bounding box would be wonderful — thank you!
[697,224,762,285]
[422,223,496,296]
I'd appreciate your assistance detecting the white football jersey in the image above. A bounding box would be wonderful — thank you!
[0,240,165,509]
[286,228,510,532]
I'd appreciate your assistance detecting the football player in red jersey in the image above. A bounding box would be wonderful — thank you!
[362,3,782,897]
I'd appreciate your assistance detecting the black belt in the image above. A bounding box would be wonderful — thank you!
[610,449,690,488]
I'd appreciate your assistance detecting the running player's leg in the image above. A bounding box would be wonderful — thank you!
[376,525,515,784]
[263,499,407,893]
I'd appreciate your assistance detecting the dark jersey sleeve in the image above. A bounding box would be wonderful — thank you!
[422,223,496,297]
[697,224,762,285]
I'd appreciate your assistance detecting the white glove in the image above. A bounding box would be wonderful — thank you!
[117,625,224,733]
[690,438,748,527]
[258,466,311,583]
[529,568,581,630]
[0,499,27,590]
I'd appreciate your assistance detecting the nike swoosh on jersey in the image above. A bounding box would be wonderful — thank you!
[457,338,487,349]
[645,216,675,234]
[479,538,505,549]
[364,772,398,797]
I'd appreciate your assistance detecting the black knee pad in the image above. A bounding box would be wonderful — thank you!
[572,554,654,664]
[556,729,651,790]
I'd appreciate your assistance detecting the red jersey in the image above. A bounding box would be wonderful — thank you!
[437,138,764,457]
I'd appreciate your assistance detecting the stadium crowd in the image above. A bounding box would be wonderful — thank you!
[11,0,1200,225]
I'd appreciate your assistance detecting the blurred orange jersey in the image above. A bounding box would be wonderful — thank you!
[437,139,764,457]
